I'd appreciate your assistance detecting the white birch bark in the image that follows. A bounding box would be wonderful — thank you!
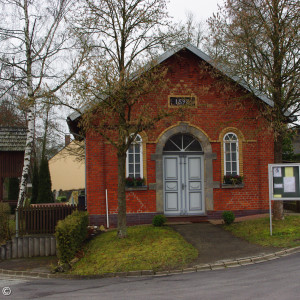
[17,106,34,207]
[17,0,35,208]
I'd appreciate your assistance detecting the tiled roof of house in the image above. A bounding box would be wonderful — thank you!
[0,127,27,151]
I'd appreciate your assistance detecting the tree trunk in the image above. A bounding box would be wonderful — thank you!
[17,0,35,208]
[117,152,127,238]
[17,106,34,207]
[273,134,284,220]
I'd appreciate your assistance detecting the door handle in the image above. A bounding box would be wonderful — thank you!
[182,183,185,190]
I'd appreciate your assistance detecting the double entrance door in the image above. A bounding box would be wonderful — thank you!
[163,155,204,216]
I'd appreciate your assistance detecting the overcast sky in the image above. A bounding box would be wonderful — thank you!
[167,0,223,23]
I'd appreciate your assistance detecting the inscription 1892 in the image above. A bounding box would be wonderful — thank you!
[169,96,196,107]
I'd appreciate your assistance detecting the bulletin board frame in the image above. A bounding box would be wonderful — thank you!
[268,164,300,201]
[268,163,300,236]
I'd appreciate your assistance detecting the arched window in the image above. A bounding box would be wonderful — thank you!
[223,133,239,176]
[163,133,202,152]
[126,135,143,178]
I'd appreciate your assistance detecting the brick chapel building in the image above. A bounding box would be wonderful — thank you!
[68,44,274,227]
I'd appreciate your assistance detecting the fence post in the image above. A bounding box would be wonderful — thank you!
[33,237,39,256]
[12,237,18,258]
[0,246,6,260]
[17,237,23,258]
[23,237,29,258]
[50,236,56,256]
[28,237,34,257]
[15,208,19,238]
[6,241,11,260]
[45,237,50,256]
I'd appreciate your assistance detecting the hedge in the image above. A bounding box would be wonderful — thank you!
[0,203,11,242]
[55,210,88,264]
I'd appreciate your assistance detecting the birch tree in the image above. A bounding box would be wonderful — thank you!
[0,0,88,207]
[72,0,184,238]
[208,0,300,219]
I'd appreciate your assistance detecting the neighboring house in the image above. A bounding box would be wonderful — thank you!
[293,129,300,155]
[67,44,276,227]
[49,139,85,194]
[0,127,27,206]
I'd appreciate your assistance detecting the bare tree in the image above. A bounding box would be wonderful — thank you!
[0,98,26,127]
[157,12,205,51]
[71,0,186,238]
[0,0,89,208]
[208,0,300,219]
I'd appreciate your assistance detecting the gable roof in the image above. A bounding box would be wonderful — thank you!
[155,43,274,107]
[0,127,27,151]
[67,43,274,123]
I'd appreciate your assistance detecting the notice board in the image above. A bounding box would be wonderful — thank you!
[268,164,300,200]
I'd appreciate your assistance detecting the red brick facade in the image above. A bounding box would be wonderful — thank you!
[85,46,274,226]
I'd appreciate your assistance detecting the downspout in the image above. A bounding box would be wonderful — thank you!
[84,138,87,209]
[106,189,109,228]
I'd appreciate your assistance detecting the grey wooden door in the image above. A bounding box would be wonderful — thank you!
[163,155,204,215]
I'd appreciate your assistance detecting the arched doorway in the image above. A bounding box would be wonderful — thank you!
[152,122,215,216]
[163,133,204,215]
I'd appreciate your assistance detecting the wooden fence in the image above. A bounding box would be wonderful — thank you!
[16,204,85,235]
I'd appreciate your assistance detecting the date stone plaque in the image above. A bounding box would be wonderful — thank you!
[169,96,196,107]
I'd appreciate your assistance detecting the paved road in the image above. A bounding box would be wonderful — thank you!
[1,253,299,300]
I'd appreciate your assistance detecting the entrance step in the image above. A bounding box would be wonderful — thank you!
[166,216,209,223]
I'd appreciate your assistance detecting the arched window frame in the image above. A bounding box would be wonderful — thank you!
[126,134,143,179]
[163,133,203,153]
[223,132,239,176]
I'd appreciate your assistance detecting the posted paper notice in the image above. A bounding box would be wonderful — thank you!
[273,167,282,177]
[274,183,283,189]
[284,177,296,193]
[285,167,294,177]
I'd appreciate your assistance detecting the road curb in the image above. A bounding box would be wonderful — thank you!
[1,246,300,280]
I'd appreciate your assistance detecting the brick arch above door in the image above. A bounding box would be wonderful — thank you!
[150,122,218,213]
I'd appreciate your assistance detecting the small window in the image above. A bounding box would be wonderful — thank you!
[223,133,239,176]
[126,135,143,178]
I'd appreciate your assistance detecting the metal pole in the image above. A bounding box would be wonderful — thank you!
[15,208,19,238]
[268,164,273,236]
[106,189,109,228]
[84,139,87,210]
[269,197,272,236]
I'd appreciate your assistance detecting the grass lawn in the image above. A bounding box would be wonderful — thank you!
[70,225,198,276]
[224,215,300,248]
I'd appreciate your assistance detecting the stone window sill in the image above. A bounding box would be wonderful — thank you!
[222,183,244,189]
[125,186,148,191]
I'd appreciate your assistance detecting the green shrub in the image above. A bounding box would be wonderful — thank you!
[37,158,53,203]
[152,214,167,227]
[222,211,235,225]
[31,161,39,204]
[0,203,11,242]
[55,210,88,264]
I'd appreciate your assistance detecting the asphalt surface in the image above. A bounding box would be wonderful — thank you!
[1,252,300,299]
[169,223,279,265]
